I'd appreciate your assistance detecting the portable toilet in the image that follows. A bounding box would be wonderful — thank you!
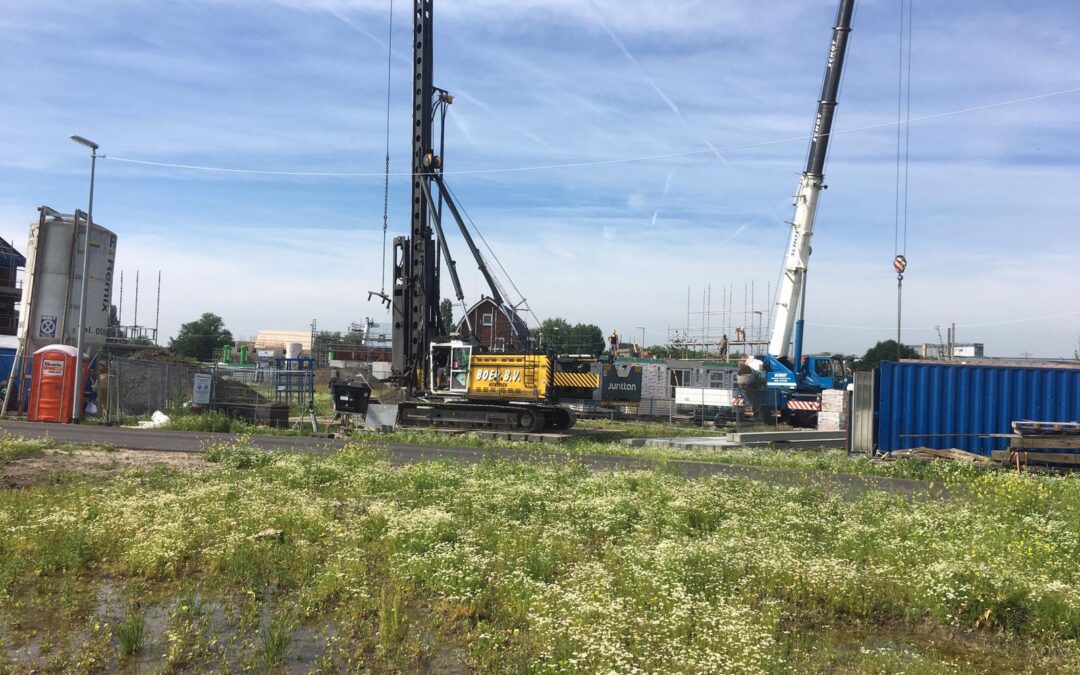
[27,344,86,423]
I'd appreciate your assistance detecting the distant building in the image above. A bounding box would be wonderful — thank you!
[456,297,525,352]
[254,330,312,353]
[363,321,393,347]
[918,342,985,359]
[0,237,26,336]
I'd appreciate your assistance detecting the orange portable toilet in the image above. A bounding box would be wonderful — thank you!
[28,345,86,423]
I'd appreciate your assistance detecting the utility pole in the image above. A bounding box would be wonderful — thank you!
[154,271,161,345]
[69,134,98,422]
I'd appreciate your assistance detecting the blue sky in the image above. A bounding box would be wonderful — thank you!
[1,0,1078,357]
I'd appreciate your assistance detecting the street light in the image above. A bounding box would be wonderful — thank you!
[70,135,98,421]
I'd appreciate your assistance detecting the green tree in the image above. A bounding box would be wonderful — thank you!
[533,318,604,356]
[440,298,455,335]
[856,340,918,371]
[170,313,234,361]
[566,323,605,357]
[534,317,570,350]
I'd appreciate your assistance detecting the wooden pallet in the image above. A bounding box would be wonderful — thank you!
[885,447,994,463]
[1012,420,1080,435]
[992,450,1080,466]
[1010,435,1080,450]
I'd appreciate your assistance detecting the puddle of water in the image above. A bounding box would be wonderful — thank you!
[2,581,353,672]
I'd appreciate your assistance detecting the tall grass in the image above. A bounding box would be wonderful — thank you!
[260,612,294,669]
[0,439,1075,671]
[114,609,145,657]
[0,434,51,467]
[163,411,264,434]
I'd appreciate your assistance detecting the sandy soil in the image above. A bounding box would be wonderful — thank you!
[1,448,207,489]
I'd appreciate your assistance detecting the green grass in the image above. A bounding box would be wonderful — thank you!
[162,411,304,436]
[260,611,294,668]
[358,427,997,485]
[114,609,145,657]
[0,435,52,468]
[574,416,739,438]
[0,438,1075,672]
[154,411,1011,486]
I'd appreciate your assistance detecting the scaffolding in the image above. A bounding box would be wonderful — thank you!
[667,282,773,358]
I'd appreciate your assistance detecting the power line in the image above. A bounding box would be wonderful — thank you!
[98,85,1080,178]
[441,181,542,328]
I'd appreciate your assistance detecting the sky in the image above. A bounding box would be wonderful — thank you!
[1,0,1078,358]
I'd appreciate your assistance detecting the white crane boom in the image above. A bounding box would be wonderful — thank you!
[767,0,855,359]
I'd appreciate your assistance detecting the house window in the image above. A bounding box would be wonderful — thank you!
[494,337,505,352]
[481,312,494,326]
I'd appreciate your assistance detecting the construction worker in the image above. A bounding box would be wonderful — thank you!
[719,334,729,360]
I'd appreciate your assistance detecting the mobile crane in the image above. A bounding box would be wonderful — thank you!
[378,0,574,432]
[739,0,855,425]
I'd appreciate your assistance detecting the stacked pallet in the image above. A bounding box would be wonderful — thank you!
[817,389,847,431]
[992,421,1080,467]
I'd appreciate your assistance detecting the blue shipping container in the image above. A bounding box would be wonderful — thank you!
[0,347,15,386]
[876,361,1080,456]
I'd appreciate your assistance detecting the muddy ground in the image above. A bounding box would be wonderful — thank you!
[1,448,208,489]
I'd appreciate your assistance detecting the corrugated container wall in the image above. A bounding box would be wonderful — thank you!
[876,361,1080,455]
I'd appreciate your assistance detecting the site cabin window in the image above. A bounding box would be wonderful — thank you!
[668,368,690,398]
[481,312,494,326]
[708,371,727,389]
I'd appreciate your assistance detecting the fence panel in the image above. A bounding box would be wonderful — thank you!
[108,357,204,420]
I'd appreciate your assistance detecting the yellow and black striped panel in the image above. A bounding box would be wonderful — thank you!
[553,372,600,389]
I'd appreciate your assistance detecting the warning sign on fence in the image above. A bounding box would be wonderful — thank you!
[192,373,212,405]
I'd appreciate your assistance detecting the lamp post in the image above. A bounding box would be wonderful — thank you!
[70,135,98,422]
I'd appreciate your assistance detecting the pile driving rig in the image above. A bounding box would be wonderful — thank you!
[382,0,573,431]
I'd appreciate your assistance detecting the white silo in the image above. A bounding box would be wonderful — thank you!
[18,206,117,355]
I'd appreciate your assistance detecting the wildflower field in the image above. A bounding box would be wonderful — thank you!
[0,436,1077,672]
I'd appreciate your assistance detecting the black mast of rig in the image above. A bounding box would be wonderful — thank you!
[391,0,440,390]
[392,0,533,392]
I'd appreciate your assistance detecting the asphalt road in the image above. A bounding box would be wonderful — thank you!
[0,420,949,498]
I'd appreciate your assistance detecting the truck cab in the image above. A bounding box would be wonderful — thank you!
[802,355,847,390]
[758,353,847,392]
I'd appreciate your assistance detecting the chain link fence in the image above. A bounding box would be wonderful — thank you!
[105,357,205,420]
[106,358,314,427]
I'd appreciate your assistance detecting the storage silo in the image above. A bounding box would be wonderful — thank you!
[17,206,117,355]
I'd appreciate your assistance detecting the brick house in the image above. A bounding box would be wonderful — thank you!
[455,297,525,352]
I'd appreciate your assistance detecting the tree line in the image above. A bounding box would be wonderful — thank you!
[166,310,921,368]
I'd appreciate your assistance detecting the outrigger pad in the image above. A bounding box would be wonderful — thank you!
[364,404,399,432]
